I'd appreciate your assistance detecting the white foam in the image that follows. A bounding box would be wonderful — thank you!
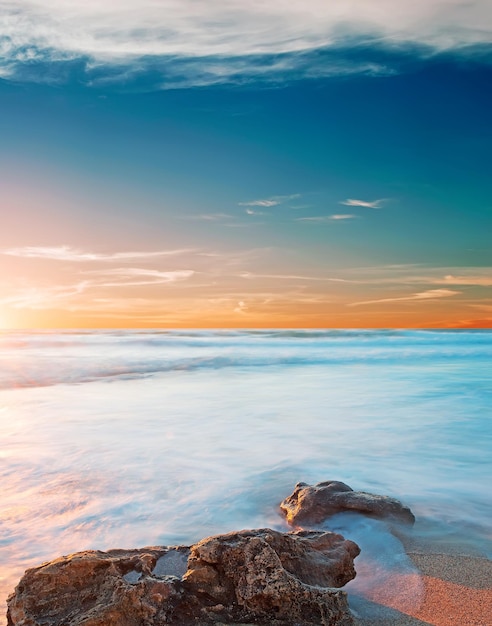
[1,330,491,625]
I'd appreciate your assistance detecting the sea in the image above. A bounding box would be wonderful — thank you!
[1,329,491,623]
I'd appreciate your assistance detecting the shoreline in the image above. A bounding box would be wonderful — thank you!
[352,549,492,626]
[3,543,491,626]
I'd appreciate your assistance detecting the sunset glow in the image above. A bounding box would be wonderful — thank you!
[0,1,491,329]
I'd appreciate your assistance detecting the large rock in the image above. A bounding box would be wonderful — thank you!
[280,481,415,527]
[6,546,188,626]
[184,528,360,625]
[7,528,360,626]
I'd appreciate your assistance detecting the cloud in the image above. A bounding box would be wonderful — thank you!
[2,282,89,309]
[182,213,233,221]
[349,288,460,306]
[3,245,194,262]
[446,316,492,329]
[87,268,190,278]
[436,274,492,286]
[239,272,347,282]
[239,200,281,208]
[1,1,491,86]
[296,214,355,222]
[0,0,491,88]
[2,2,491,59]
[234,300,248,314]
[469,302,492,312]
[340,198,385,209]
[239,195,300,208]
[349,269,492,287]
[245,209,267,216]
[2,269,194,310]
[85,267,195,286]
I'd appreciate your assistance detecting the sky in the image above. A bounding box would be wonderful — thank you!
[0,0,491,329]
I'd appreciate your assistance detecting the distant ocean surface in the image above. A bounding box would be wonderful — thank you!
[1,329,491,622]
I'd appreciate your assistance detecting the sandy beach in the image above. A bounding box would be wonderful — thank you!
[354,551,492,626]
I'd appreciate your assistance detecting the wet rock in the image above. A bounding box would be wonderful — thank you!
[6,546,188,626]
[184,528,360,624]
[7,529,360,626]
[280,481,415,527]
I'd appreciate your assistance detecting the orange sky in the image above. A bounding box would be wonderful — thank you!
[1,244,491,329]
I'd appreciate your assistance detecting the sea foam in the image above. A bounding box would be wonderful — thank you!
[0,330,491,624]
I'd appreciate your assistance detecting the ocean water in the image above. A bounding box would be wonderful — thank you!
[1,329,491,622]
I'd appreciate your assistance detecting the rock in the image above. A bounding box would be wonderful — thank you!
[6,546,188,626]
[7,529,360,626]
[184,528,360,625]
[280,481,415,527]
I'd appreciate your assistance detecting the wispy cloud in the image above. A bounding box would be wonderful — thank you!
[340,198,385,209]
[296,214,355,222]
[233,300,248,314]
[84,268,195,286]
[349,288,460,307]
[2,282,89,309]
[448,317,492,329]
[1,1,491,86]
[245,209,267,216]
[182,213,233,221]
[336,266,492,287]
[436,274,492,287]
[3,245,193,262]
[1,269,195,310]
[239,194,300,207]
[239,272,347,282]
[239,200,280,208]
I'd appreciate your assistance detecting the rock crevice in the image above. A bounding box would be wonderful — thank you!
[7,529,359,626]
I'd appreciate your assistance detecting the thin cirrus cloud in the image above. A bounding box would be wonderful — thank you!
[181,213,234,221]
[349,288,460,306]
[2,282,90,310]
[245,209,267,216]
[239,272,347,282]
[340,199,385,209]
[234,300,248,314]
[296,214,355,222]
[86,268,195,286]
[436,274,492,286]
[239,200,280,208]
[2,270,195,310]
[1,1,491,86]
[2,245,194,262]
[239,194,300,208]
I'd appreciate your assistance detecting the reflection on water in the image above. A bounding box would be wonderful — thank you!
[1,330,491,624]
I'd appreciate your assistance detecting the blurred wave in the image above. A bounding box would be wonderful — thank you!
[1,329,491,624]
[1,329,491,389]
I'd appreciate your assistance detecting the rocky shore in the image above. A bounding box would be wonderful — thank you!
[6,481,491,625]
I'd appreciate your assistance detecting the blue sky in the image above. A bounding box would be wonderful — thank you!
[0,1,491,328]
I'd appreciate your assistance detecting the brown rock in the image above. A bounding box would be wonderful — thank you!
[184,528,360,624]
[6,547,188,626]
[7,529,359,626]
[280,481,415,527]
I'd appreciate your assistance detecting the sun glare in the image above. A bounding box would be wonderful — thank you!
[0,311,10,330]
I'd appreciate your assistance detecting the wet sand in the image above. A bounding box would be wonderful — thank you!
[353,551,492,626]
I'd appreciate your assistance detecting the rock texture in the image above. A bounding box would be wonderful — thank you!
[184,528,360,625]
[7,528,360,626]
[280,481,415,527]
[6,547,188,626]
